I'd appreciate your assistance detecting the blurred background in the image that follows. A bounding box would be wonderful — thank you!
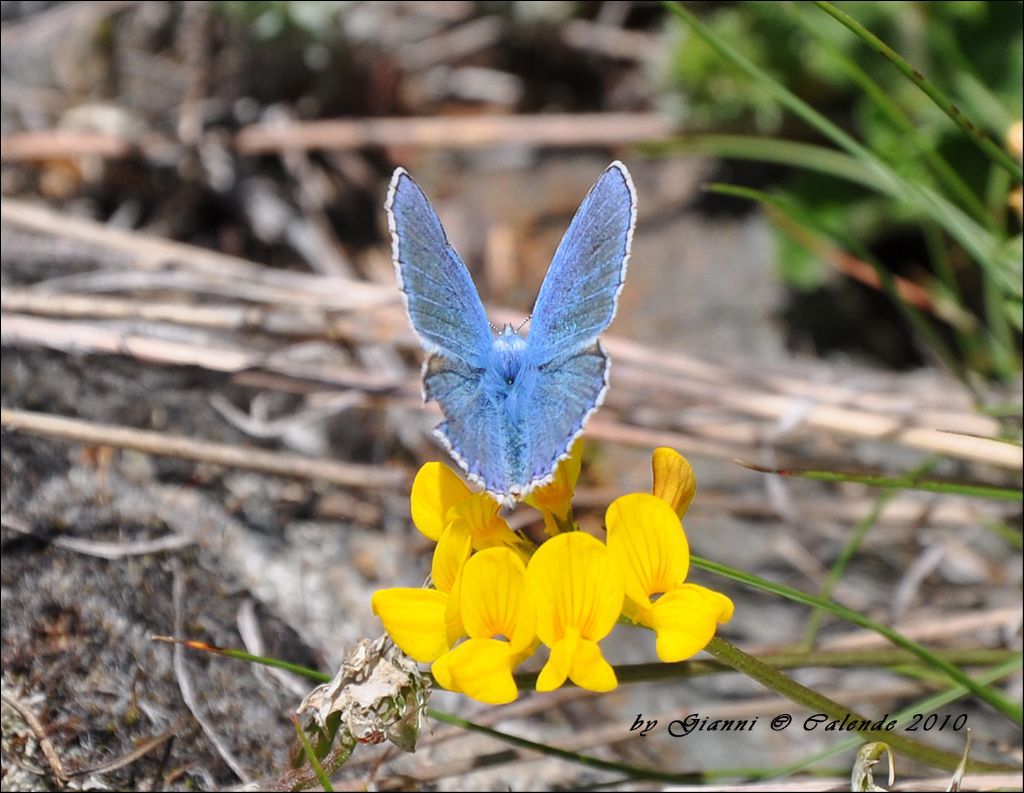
[2,2,1021,790]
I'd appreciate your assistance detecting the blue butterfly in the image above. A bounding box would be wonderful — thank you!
[386,162,635,504]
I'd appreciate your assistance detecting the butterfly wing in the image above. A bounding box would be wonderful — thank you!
[521,342,609,487]
[512,162,634,492]
[386,169,493,367]
[424,347,607,503]
[390,163,632,502]
[526,161,635,365]
[422,354,509,495]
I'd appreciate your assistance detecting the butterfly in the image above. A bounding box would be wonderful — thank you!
[386,162,635,505]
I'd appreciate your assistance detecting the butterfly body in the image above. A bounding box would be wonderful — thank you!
[387,163,635,504]
[484,326,532,414]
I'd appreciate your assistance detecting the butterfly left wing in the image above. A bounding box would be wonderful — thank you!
[422,354,510,496]
[386,169,494,367]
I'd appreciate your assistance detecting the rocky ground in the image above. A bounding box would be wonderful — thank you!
[2,3,1021,791]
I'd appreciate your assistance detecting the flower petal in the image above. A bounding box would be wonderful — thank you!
[371,588,451,663]
[411,462,472,541]
[649,583,732,662]
[448,493,522,552]
[569,637,618,692]
[651,448,697,518]
[525,439,583,535]
[606,493,690,610]
[459,547,536,655]
[536,629,577,692]
[527,532,623,646]
[432,639,520,704]
[444,566,466,647]
[535,630,617,693]
[432,522,472,594]
[686,583,735,624]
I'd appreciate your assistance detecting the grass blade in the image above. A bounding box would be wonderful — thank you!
[737,460,1022,502]
[776,656,1023,778]
[707,182,976,382]
[292,715,334,792]
[813,1,1023,181]
[151,635,331,682]
[802,489,900,649]
[644,135,878,188]
[426,708,705,784]
[704,637,1015,773]
[690,556,1024,725]
[663,1,1019,299]
[784,3,993,227]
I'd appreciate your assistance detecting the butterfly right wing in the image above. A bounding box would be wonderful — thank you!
[386,169,493,367]
[526,161,635,365]
[521,342,609,490]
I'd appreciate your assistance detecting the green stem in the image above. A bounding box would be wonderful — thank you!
[663,2,869,173]
[981,243,1018,381]
[776,656,1024,777]
[514,648,1019,688]
[703,637,1012,773]
[150,635,332,682]
[291,715,334,792]
[813,1,1022,181]
[802,492,890,650]
[803,457,941,649]
[736,460,1022,502]
[983,518,1024,551]
[425,707,705,785]
[922,224,963,308]
[691,558,1024,725]
[163,637,1022,777]
[160,625,1022,728]
[157,635,1019,695]
[922,222,982,370]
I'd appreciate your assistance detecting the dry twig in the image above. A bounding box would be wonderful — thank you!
[66,731,178,780]
[1,515,195,559]
[2,113,674,161]
[1,690,70,783]
[170,568,251,784]
[0,408,407,490]
[3,199,1018,472]
[234,113,673,155]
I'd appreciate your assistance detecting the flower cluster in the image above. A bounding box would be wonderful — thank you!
[371,446,734,704]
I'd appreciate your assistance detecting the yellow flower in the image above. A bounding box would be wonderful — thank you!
[411,462,526,553]
[376,450,735,701]
[371,528,471,663]
[526,532,623,693]
[651,447,697,518]
[374,462,529,666]
[432,548,536,704]
[525,440,583,536]
[1007,120,1022,161]
[606,493,732,662]
[1010,187,1023,222]
[447,493,530,553]
[410,462,473,542]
